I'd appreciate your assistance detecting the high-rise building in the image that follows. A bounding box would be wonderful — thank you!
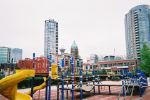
[0,47,11,64]
[11,48,22,63]
[0,47,22,64]
[125,5,150,60]
[44,19,58,60]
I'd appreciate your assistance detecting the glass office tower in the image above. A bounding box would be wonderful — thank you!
[0,47,11,64]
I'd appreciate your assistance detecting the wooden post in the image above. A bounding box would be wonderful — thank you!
[98,86,100,94]
[109,86,111,94]
[57,82,59,100]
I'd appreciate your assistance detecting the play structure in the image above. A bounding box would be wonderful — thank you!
[58,61,148,100]
[0,70,35,100]
[118,69,148,100]
[0,53,58,100]
[0,52,148,100]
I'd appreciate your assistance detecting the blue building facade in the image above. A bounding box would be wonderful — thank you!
[0,47,11,64]
[0,47,22,64]
[125,5,150,59]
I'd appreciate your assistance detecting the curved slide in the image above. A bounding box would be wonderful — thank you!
[0,70,35,100]
[26,77,47,95]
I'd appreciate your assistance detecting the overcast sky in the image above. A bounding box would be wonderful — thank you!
[0,0,149,60]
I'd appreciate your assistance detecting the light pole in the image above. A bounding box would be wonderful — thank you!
[60,48,65,100]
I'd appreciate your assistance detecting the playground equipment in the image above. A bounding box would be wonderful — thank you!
[0,53,59,100]
[51,64,58,79]
[26,77,47,95]
[17,53,51,100]
[0,70,35,100]
[118,69,148,100]
[1,51,148,100]
[58,56,95,100]
[59,55,122,99]
[58,57,148,100]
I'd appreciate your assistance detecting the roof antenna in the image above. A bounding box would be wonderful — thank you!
[114,48,116,56]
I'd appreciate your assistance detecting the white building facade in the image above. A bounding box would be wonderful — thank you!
[11,48,22,63]
[44,19,58,60]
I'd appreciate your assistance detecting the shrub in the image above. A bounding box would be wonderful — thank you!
[111,76,120,81]
[18,77,44,89]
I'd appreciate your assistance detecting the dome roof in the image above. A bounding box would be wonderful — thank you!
[71,41,78,49]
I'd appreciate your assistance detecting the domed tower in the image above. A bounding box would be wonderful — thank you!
[71,41,79,59]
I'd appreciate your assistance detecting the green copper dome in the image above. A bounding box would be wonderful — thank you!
[71,41,78,49]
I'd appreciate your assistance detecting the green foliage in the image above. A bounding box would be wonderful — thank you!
[0,71,4,79]
[131,69,136,75]
[140,43,150,76]
[107,71,115,75]
[111,76,120,81]
[82,71,92,75]
[82,71,92,77]
[18,77,44,89]
[15,66,20,69]
[101,69,107,74]
[93,69,107,75]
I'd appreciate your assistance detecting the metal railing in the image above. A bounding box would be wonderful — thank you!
[118,69,148,100]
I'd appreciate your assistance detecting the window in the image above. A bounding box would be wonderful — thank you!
[90,66,92,69]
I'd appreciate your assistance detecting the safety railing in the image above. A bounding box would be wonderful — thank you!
[118,69,148,100]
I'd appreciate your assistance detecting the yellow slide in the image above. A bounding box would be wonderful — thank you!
[26,64,59,95]
[26,77,47,95]
[0,70,35,100]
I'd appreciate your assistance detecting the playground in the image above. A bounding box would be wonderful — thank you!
[22,81,150,100]
[0,53,149,100]
[1,81,149,100]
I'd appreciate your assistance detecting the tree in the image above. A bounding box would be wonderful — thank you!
[140,43,150,76]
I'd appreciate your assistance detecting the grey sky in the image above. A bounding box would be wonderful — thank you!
[0,0,149,60]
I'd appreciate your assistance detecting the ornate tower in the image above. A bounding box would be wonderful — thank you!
[71,41,79,59]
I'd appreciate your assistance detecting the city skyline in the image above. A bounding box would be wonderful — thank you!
[0,0,149,61]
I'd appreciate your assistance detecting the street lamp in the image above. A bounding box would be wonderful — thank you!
[60,48,65,55]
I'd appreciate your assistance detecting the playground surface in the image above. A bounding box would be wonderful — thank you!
[1,81,150,100]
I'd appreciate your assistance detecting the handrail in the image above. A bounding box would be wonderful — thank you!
[117,77,135,100]
[124,78,131,100]
[130,79,136,100]
[118,69,148,100]
[117,80,125,100]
